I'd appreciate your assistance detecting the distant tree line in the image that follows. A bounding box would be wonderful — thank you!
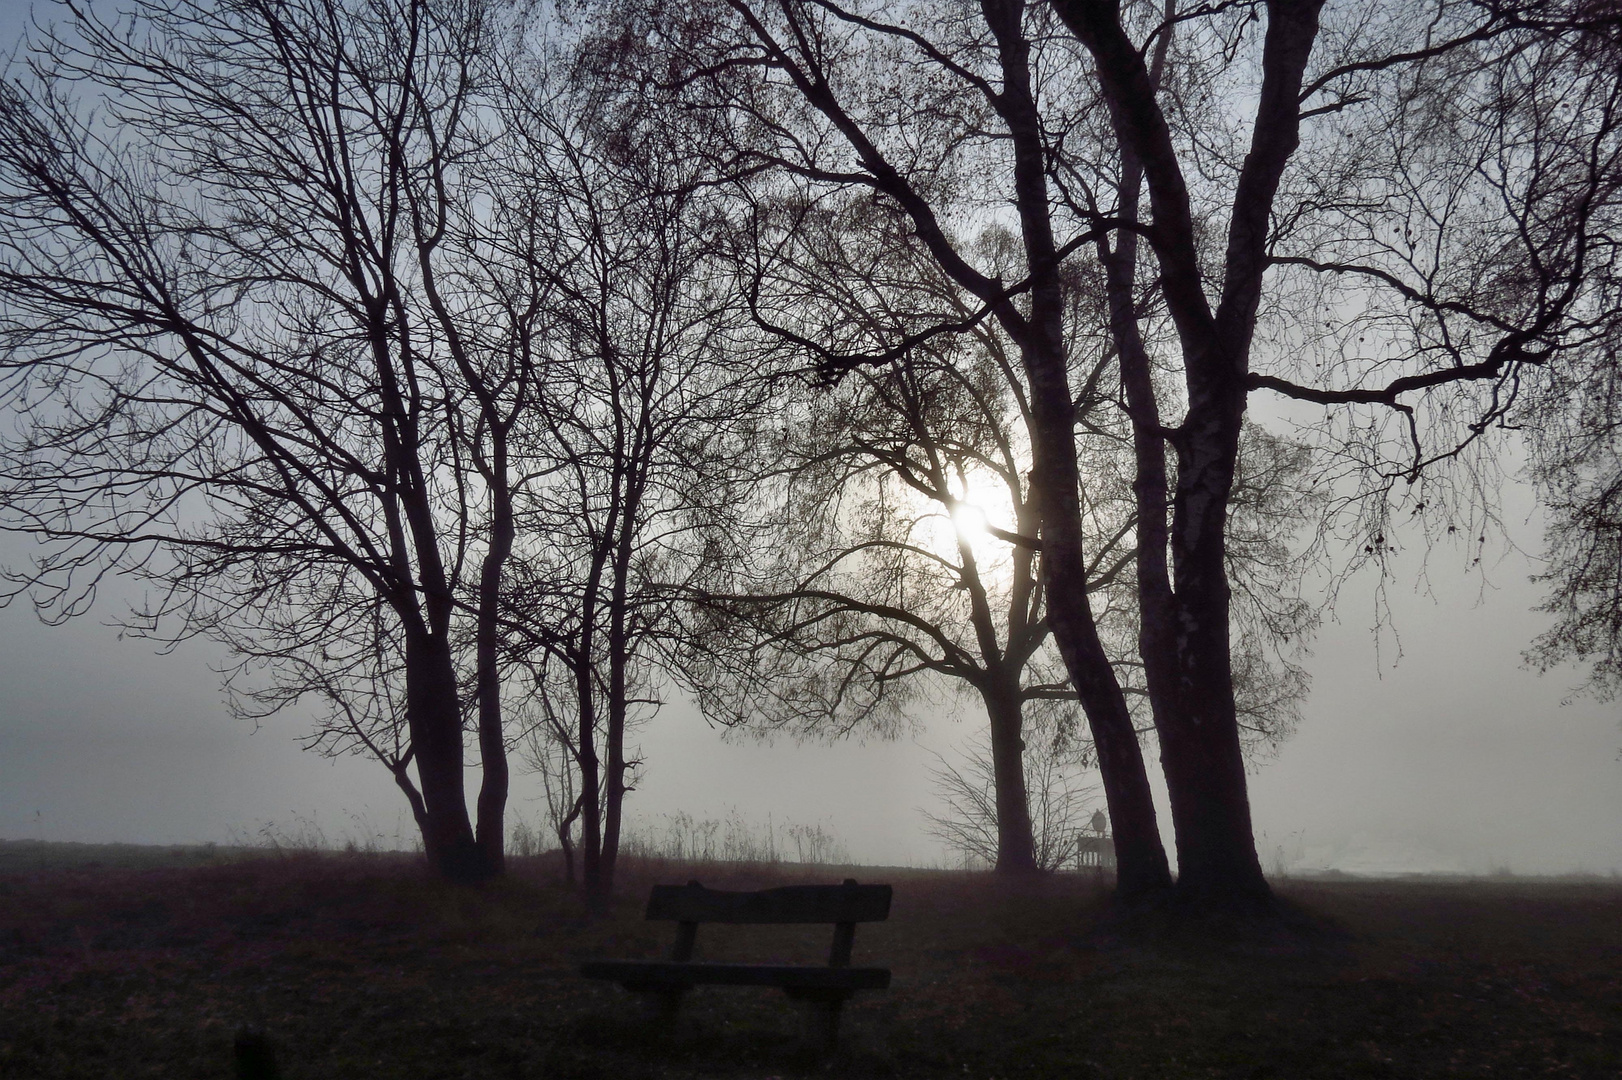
[0,0,1617,915]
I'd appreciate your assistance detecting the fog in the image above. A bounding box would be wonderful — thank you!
[0,0,1617,878]
[3,487,1619,876]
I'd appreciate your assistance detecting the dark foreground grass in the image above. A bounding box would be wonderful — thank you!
[2,844,1620,1078]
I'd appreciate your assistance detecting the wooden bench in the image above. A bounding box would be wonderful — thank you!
[580,878,892,1050]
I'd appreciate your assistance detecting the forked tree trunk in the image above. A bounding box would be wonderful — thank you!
[960,529,1042,877]
[1156,0,1323,909]
[558,793,583,885]
[1053,0,1325,911]
[404,627,488,882]
[1100,60,1267,906]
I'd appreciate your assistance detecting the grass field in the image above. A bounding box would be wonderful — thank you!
[2,841,1620,1078]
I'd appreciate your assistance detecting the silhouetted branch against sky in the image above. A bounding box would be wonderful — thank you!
[0,0,526,879]
[0,0,769,888]
[593,0,1621,909]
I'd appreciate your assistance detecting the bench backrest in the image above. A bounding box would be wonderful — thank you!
[644,878,889,968]
[645,879,891,924]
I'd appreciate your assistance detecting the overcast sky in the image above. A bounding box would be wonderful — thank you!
[1,0,1618,877]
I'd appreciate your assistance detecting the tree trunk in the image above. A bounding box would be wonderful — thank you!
[979,0,1173,901]
[1047,598,1174,898]
[559,794,582,885]
[404,626,487,882]
[984,679,1038,876]
[1024,343,1173,899]
[1160,408,1271,907]
[599,488,640,896]
[1156,648,1269,906]
[575,655,606,904]
[599,671,627,897]
[600,698,626,897]
[473,474,514,877]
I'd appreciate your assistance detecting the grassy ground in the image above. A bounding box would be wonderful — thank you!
[2,843,1620,1078]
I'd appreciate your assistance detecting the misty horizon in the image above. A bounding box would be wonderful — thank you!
[6,492,1618,879]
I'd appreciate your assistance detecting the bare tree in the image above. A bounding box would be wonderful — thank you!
[496,65,765,902]
[683,208,1146,876]
[0,0,544,879]
[688,202,1310,877]
[923,710,1100,872]
[1051,0,1622,906]
[601,0,1182,901]
[597,0,1621,913]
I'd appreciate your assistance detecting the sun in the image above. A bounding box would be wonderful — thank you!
[914,466,1021,590]
[949,498,989,539]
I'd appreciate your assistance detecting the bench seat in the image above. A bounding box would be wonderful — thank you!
[579,878,892,1051]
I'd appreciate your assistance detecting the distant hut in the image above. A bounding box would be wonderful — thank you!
[1076,809,1115,869]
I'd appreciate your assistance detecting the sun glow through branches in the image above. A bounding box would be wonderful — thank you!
[913,467,1021,592]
